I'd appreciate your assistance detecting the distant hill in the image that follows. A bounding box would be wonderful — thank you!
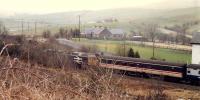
[6,8,162,24]
[3,7,200,24]
[1,7,200,34]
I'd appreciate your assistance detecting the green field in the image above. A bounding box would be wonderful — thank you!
[73,38,191,63]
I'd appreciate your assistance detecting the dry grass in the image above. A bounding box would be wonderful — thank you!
[0,38,129,99]
[0,56,130,100]
[0,57,174,100]
[0,34,198,100]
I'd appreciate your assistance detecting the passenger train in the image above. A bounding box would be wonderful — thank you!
[71,52,200,85]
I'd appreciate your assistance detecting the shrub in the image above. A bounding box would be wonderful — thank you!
[135,51,140,58]
[128,48,135,57]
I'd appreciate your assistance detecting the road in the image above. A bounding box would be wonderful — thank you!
[56,38,82,50]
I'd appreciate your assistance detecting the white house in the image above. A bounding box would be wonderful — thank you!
[191,32,200,64]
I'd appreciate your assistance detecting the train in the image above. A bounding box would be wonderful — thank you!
[71,52,200,85]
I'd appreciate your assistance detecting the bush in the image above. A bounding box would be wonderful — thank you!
[0,35,25,57]
[19,39,73,68]
[128,48,135,57]
[146,84,169,100]
[150,57,157,60]
[135,51,140,58]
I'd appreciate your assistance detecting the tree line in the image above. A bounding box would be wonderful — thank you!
[42,28,81,39]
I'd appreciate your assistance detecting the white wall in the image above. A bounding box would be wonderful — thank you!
[192,45,200,64]
[187,68,200,77]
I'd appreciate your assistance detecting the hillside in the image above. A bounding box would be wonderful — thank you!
[1,7,200,35]
[6,7,200,23]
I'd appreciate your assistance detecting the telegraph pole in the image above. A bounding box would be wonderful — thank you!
[34,21,37,34]
[78,15,81,42]
[27,22,30,33]
[21,19,24,34]
[123,33,126,57]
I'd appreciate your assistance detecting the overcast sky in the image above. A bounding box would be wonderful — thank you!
[0,0,199,15]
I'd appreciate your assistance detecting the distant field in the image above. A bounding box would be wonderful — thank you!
[73,38,191,63]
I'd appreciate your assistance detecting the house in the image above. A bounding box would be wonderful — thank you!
[81,28,112,39]
[81,27,125,39]
[109,29,124,38]
[191,32,200,64]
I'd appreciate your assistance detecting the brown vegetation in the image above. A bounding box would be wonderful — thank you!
[0,34,199,100]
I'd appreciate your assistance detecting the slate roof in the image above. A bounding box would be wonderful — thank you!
[188,64,200,69]
[110,29,124,35]
[191,32,200,44]
[83,28,104,35]
[82,28,124,35]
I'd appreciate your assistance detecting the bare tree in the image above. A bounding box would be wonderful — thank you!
[180,23,189,45]
[145,24,158,59]
[168,22,191,45]
[42,29,51,38]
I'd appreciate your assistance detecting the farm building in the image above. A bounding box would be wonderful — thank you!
[81,28,124,39]
[110,29,124,38]
[81,28,112,39]
[191,32,200,64]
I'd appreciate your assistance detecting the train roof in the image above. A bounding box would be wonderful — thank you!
[188,64,200,69]
[102,55,186,67]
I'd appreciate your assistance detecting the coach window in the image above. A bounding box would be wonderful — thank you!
[199,71,200,74]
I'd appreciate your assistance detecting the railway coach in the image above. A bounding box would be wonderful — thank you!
[100,55,186,79]
[71,52,200,85]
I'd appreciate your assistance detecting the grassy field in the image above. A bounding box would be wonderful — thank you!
[73,38,191,63]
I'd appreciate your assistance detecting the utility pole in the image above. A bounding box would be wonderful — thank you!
[27,22,30,33]
[34,21,37,34]
[123,33,126,57]
[153,39,155,59]
[78,15,81,42]
[21,19,24,34]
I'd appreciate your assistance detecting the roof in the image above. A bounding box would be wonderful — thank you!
[82,28,124,35]
[191,32,200,44]
[188,64,200,69]
[83,28,104,35]
[102,55,186,67]
[110,29,124,35]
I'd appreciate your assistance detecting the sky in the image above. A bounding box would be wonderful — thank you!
[0,0,199,15]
